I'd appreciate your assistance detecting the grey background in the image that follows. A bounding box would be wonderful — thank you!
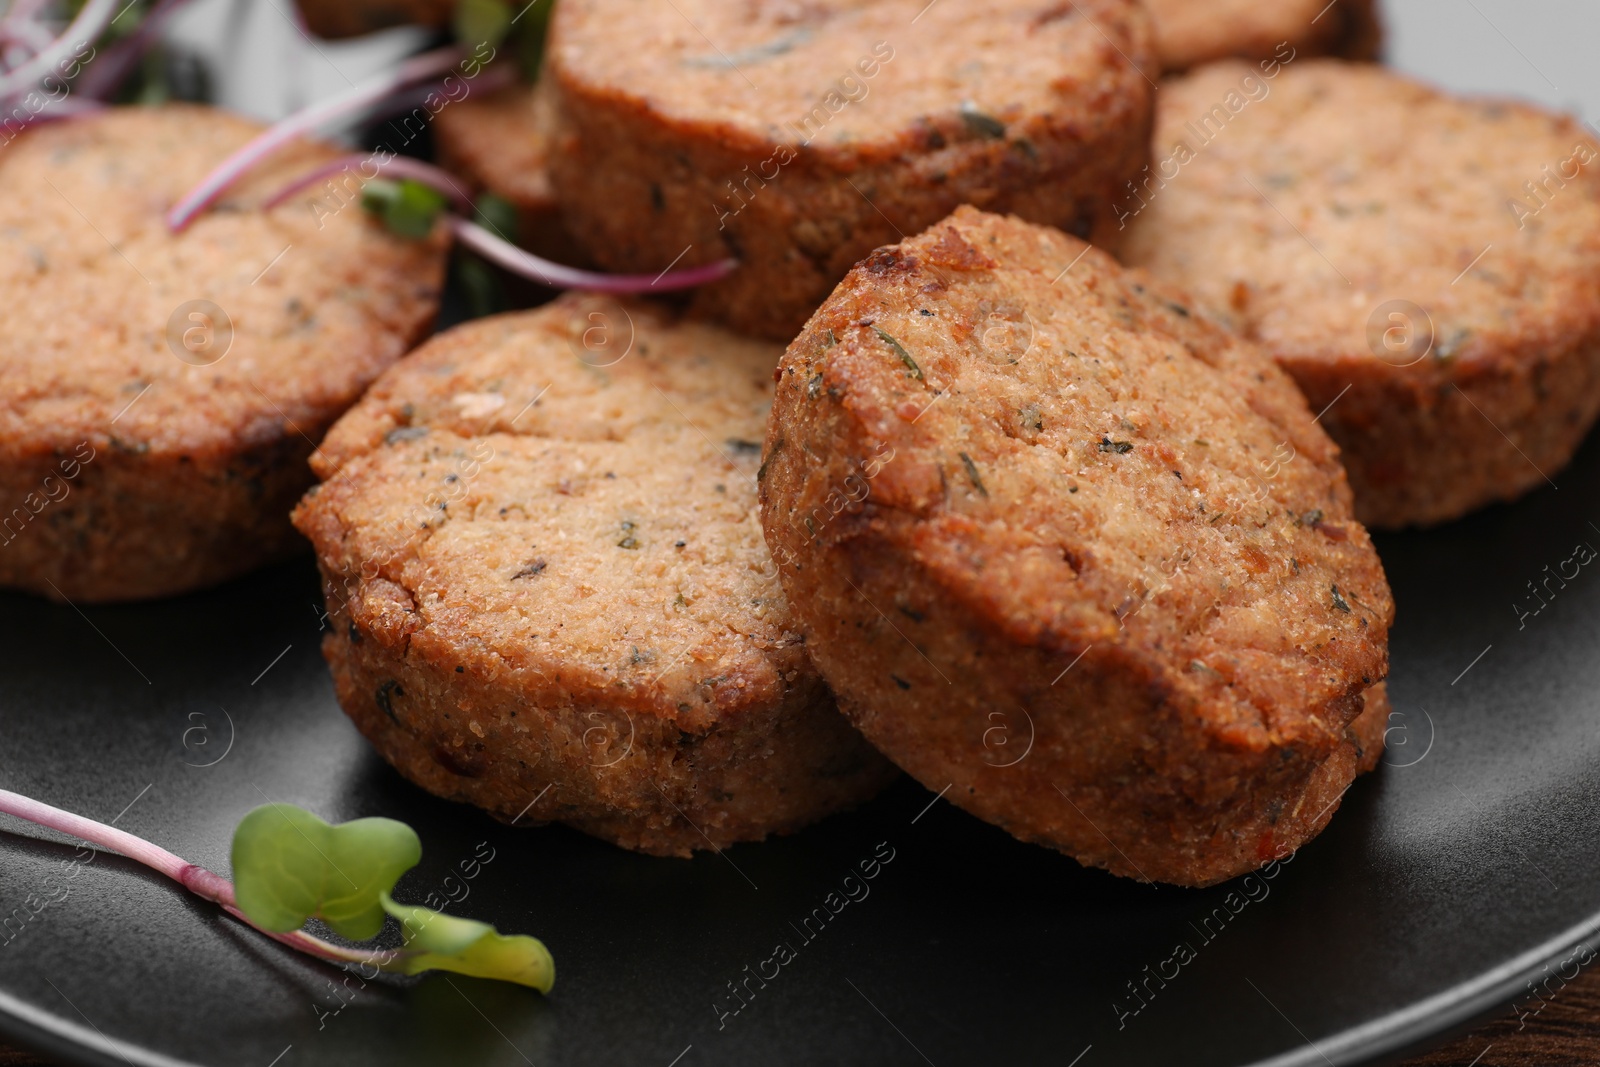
[161,0,1600,131]
[1387,0,1600,122]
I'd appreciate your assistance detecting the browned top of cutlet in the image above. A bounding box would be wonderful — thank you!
[1121,61,1600,379]
[0,105,446,461]
[767,206,1393,744]
[297,295,805,729]
[547,0,1154,162]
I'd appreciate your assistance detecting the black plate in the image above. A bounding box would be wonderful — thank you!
[6,6,1600,1056]
[2,427,1600,1067]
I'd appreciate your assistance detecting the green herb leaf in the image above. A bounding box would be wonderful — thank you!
[513,0,555,81]
[232,804,421,940]
[473,192,519,239]
[380,892,555,992]
[455,252,506,320]
[362,178,448,240]
[453,0,513,50]
[958,452,988,496]
[873,328,923,380]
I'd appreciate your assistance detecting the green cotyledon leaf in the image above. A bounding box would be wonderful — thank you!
[362,178,448,240]
[453,0,513,50]
[473,192,519,239]
[232,804,421,941]
[381,892,556,992]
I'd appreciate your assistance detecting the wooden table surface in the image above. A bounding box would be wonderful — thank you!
[3,966,1598,1066]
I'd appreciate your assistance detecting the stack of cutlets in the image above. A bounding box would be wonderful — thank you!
[18,0,1599,886]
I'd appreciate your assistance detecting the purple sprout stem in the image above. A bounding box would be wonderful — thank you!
[0,787,398,970]
[165,44,467,233]
[0,0,52,31]
[449,215,739,293]
[0,0,119,103]
[263,152,475,213]
[264,152,739,294]
[0,14,53,56]
[0,0,60,62]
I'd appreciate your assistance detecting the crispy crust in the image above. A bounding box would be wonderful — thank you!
[1122,61,1600,528]
[544,0,1156,339]
[1146,0,1382,73]
[295,0,455,38]
[759,207,1393,886]
[432,82,585,265]
[1352,680,1388,775]
[292,295,896,855]
[0,105,445,602]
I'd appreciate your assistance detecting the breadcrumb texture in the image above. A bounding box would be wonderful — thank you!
[433,82,584,264]
[760,207,1394,886]
[545,0,1155,339]
[0,105,445,601]
[1145,0,1381,72]
[293,295,895,856]
[296,0,455,38]
[1122,61,1600,527]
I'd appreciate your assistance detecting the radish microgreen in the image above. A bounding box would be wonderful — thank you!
[381,893,555,987]
[0,789,554,993]
[231,804,422,941]
[361,177,449,240]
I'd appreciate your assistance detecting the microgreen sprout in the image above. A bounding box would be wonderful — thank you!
[474,190,518,236]
[264,150,736,294]
[0,0,117,102]
[458,193,518,317]
[361,177,450,240]
[0,0,196,105]
[164,45,470,232]
[176,47,737,297]
[261,153,474,214]
[453,0,512,52]
[446,211,738,293]
[262,149,737,293]
[0,788,554,992]
[452,0,550,82]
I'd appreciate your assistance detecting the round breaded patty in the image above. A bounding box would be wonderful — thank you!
[292,294,896,856]
[0,105,445,602]
[433,82,583,264]
[1145,0,1381,73]
[1122,61,1600,528]
[759,207,1394,886]
[544,0,1155,339]
[296,0,455,38]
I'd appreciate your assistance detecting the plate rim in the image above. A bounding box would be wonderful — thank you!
[1,872,1597,1067]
